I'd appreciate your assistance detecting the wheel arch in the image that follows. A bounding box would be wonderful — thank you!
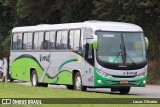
[72,69,83,85]
[30,67,37,80]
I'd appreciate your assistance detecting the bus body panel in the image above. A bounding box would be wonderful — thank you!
[10,51,95,86]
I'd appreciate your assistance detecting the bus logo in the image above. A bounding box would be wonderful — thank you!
[123,71,137,75]
[119,65,127,68]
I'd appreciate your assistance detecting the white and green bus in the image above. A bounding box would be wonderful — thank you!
[10,21,148,94]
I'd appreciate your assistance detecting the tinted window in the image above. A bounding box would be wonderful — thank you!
[44,32,50,50]
[69,30,81,50]
[44,31,55,50]
[37,32,44,50]
[33,32,44,50]
[56,30,68,50]
[12,33,23,50]
[27,33,33,49]
[33,32,38,50]
[50,31,55,49]
[97,31,146,64]
[23,33,33,50]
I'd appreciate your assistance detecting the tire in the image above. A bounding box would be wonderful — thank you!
[111,87,118,92]
[10,78,14,82]
[39,83,48,87]
[74,72,87,91]
[66,85,74,90]
[119,87,130,94]
[9,74,14,82]
[31,70,39,86]
[0,72,3,79]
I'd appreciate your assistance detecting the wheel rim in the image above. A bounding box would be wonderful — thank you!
[32,74,37,86]
[76,76,81,90]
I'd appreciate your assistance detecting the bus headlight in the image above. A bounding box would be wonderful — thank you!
[136,71,147,78]
[97,69,111,78]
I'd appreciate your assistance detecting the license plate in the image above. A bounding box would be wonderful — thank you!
[120,80,129,84]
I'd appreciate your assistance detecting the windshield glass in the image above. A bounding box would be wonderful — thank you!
[97,31,146,64]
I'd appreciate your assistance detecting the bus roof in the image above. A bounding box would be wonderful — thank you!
[12,21,143,33]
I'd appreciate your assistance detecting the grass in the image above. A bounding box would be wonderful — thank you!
[0,82,159,107]
[0,82,133,98]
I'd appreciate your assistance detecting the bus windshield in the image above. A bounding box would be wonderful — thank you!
[97,31,146,64]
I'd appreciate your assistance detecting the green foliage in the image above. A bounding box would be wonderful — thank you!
[0,83,135,98]
[16,0,26,19]
[16,0,62,25]
[61,0,93,22]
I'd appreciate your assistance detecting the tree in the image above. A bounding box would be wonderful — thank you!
[61,0,93,22]
[16,0,62,25]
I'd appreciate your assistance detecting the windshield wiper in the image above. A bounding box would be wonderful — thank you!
[113,44,122,63]
[123,45,126,63]
[123,46,137,67]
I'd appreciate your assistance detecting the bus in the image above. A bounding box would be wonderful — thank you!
[10,21,149,94]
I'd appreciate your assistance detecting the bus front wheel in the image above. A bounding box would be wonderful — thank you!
[74,72,86,91]
[66,85,74,90]
[31,70,39,86]
[119,87,130,94]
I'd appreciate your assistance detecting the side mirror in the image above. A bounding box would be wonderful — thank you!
[145,37,149,50]
[86,34,98,49]
[93,38,98,49]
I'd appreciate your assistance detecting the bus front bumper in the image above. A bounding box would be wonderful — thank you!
[94,70,147,87]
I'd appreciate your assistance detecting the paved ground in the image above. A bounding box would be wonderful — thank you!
[12,81,160,98]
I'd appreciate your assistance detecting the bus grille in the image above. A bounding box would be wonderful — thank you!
[111,75,136,78]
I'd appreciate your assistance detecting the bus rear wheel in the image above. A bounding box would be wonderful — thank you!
[10,78,14,82]
[31,70,39,86]
[74,72,86,91]
[0,72,3,79]
[119,87,130,94]
[39,83,48,87]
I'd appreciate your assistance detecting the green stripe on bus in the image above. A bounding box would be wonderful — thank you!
[11,57,43,81]
[43,70,73,85]
[58,58,78,72]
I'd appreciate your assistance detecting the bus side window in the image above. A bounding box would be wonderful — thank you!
[44,31,55,50]
[49,31,55,50]
[74,30,81,50]
[61,31,68,50]
[69,30,74,50]
[56,31,62,50]
[33,32,44,50]
[23,33,33,50]
[33,32,39,50]
[12,33,23,50]
[27,33,33,50]
[56,30,68,50]
[44,32,50,50]
[38,32,44,50]
[69,29,81,50]
[12,34,18,50]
